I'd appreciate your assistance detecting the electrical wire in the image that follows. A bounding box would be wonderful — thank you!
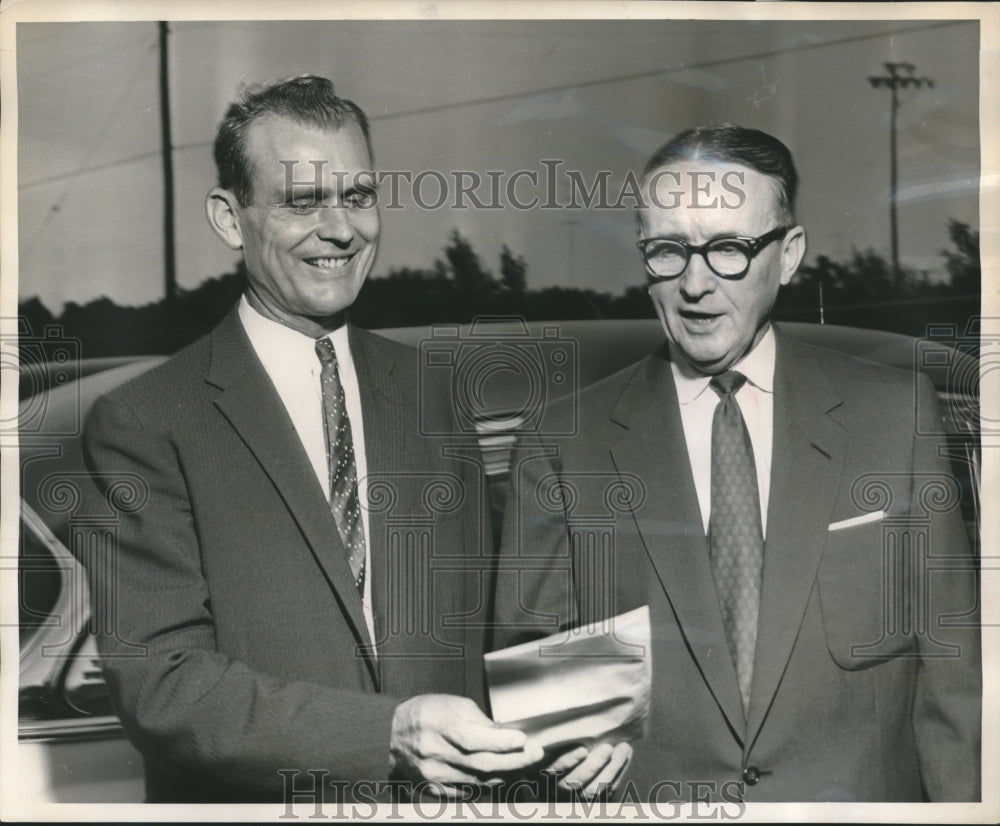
[17,19,970,193]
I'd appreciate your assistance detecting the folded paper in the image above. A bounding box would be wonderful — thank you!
[828,510,885,531]
[485,605,651,751]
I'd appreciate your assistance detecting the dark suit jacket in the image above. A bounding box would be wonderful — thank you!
[82,307,492,802]
[494,326,980,802]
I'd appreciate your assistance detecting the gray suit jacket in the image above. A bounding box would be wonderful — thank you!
[82,307,491,802]
[494,326,980,801]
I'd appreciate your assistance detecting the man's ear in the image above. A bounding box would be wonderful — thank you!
[205,188,244,250]
[779,225,806,286]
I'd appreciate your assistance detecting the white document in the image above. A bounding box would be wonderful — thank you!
[484,605,651,751]
[828,510,885,531]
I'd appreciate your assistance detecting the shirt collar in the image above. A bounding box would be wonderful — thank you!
[669,325,776,404]
[238,294,351,364]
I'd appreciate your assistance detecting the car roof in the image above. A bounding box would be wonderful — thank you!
[18,319,974,549]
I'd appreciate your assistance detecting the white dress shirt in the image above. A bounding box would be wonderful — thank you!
[238,297,375,645]
[670,327,776,538]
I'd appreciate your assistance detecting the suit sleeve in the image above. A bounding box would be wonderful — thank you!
[910,372,981,801]
[83,392,400,800]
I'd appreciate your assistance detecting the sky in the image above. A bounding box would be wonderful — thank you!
[14,17,981,314]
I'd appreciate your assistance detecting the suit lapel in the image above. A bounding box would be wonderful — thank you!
[348,326,403,664]
[745,329,846,745]
[205,309,378,683]
[349,329,453,696]
[349,326,404,485]
[609,349,746,735]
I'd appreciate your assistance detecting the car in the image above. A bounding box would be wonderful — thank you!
[14,318,980,803]
[16,356,168,802]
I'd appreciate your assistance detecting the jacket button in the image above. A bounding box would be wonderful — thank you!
[742,766,761,785]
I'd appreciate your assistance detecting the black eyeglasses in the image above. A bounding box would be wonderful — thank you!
[637,226,790,281]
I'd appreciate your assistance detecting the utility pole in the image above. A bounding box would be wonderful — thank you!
[159,21,177,309]
[868,62,934,288]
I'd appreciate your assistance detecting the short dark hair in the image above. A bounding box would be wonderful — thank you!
[213,75,372,206]
[642,124,798,223]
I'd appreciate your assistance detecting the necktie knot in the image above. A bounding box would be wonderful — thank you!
[315,336,337,367]
[710,370,748,398]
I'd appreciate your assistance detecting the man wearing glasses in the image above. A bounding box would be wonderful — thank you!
[494,125,980,801]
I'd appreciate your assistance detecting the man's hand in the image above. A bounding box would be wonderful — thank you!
[544,741,633,799]
[390,694,544,795]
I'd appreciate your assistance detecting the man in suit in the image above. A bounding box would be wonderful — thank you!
[81,75,625,803]
[493,125,980,802]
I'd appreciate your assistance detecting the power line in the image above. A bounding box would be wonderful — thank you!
[18,148,166,191]
[18,33,159,268]
[18,138,212,193]
[18,32,156,84]
[17,19,968,193]
[368,20,963,123]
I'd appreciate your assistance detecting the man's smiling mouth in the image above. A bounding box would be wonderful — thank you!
[305,254,354,270]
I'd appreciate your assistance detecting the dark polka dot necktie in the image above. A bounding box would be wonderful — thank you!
[709,370,763,716]
[315,338,366,595]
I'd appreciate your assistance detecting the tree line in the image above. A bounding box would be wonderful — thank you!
[17,221,980,360]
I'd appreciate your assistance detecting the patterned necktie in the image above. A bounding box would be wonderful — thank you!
[708,370,764,715]
[315,337,366,595]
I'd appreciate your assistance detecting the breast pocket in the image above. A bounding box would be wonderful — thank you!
[816,519,916,669]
